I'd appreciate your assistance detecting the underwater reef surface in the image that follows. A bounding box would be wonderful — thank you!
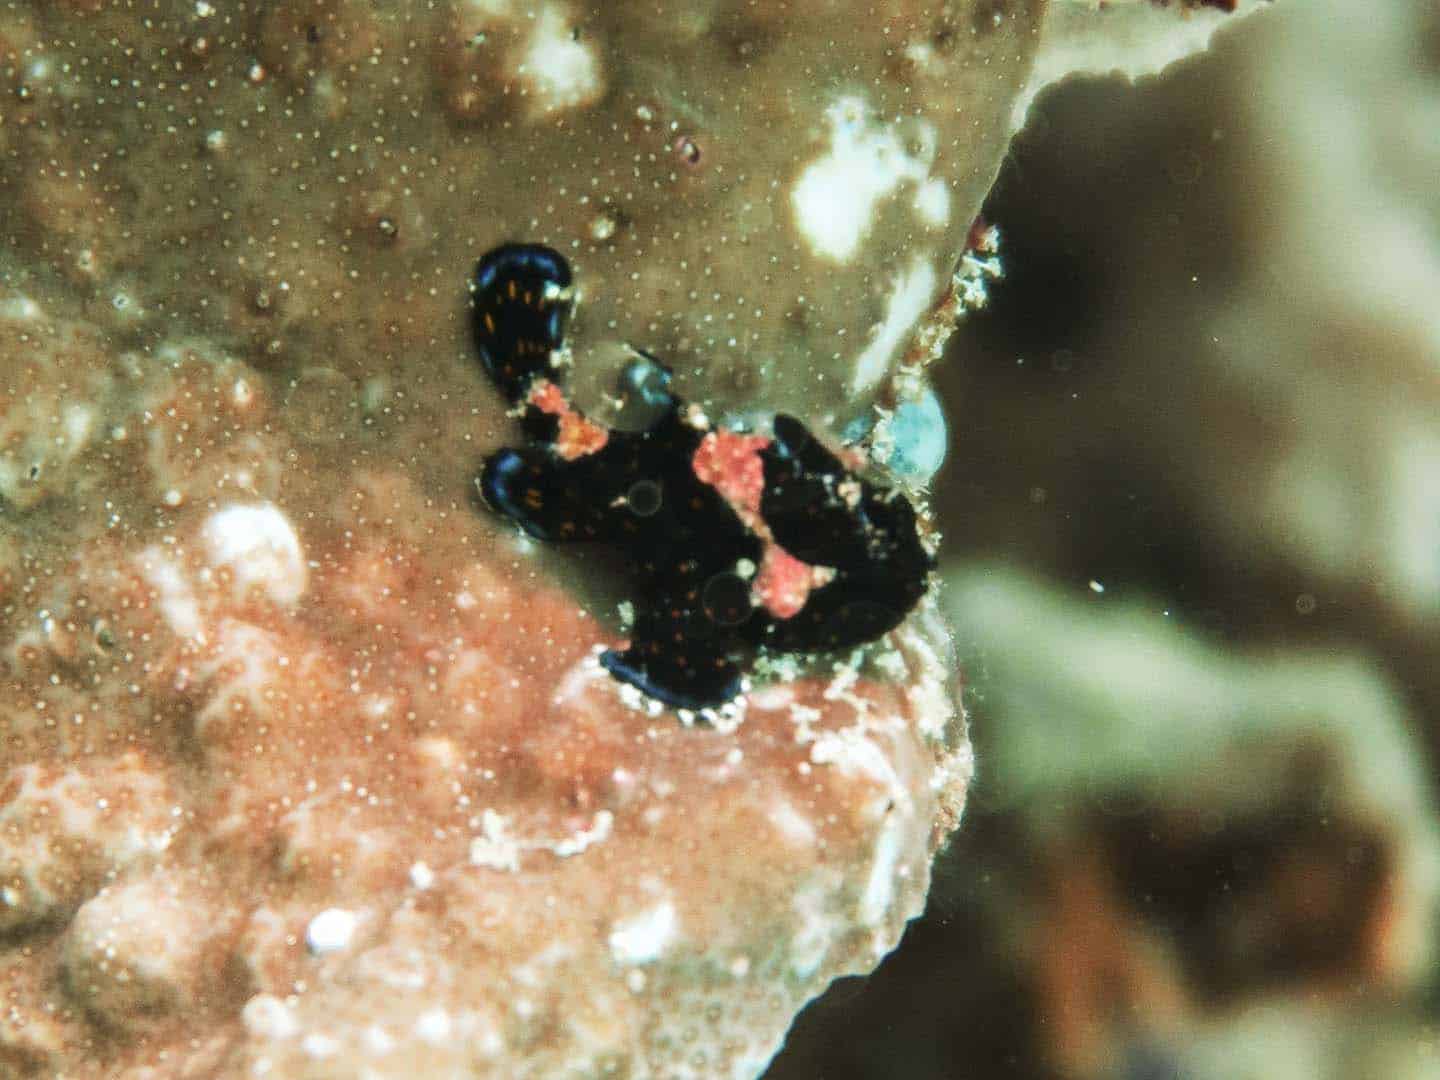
[0,1,1021,1075]
[0,0,1263,1076]
[0,0,1044,426]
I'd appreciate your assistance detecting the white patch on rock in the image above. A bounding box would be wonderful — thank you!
[809,726,896,786]
[549,810,614,857]
[189,619,291,748]
[469,807,614,870]
[520,4,604,114]
[858,812,906,927]
[893,607,960,744]
[301,1032,339,1059]
[414,1007,453,1045]
[768,797,818,847]
[305,907,359,955]
[792,96,945,263]
[789,877,839,980]
[242,994,300,1040]
[551,649,611,709]
[748,684,796,712]
[608,902,677,965]
[851,259,939,393]
[201,503,307,606]
[469,809,522,872]
[139,548,204,640]
[363,1025,396,1055]
[0,295,43,321]
[61,403,96,452]
[913,177,951,226]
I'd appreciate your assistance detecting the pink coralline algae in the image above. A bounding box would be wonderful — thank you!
[0,197,971,1080]
[0,338,969,1072]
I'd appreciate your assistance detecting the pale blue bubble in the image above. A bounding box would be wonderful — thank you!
[843,388,949,484]
[890,389,948,482]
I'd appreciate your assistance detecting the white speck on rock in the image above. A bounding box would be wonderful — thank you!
[305,907,359,955]
[608,902,677,965]
[242,994,300,1040]
[409,861,436,890]
[414,1007,453,1045]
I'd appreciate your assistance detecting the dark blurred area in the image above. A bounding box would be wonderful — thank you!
[768,1,1440,1077]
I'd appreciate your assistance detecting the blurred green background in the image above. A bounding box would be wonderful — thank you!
[768,1,1440,1077]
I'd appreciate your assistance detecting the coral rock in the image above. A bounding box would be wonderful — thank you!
[0,0,1029,1075]
[61,871,239,1028]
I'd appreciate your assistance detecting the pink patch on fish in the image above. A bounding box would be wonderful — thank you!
[527,379,609,461]
[754,544,815,620]
[528,380,568,415]
[692,430,770,516]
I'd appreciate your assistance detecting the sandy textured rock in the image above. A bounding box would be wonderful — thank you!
[0,384,971,1075]
[61,869,241,1029]
[0,2,1040,1075]
[0,754,177,933]
[0,0,1042,430]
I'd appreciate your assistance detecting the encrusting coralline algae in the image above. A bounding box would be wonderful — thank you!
[0,1,1256,1076]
